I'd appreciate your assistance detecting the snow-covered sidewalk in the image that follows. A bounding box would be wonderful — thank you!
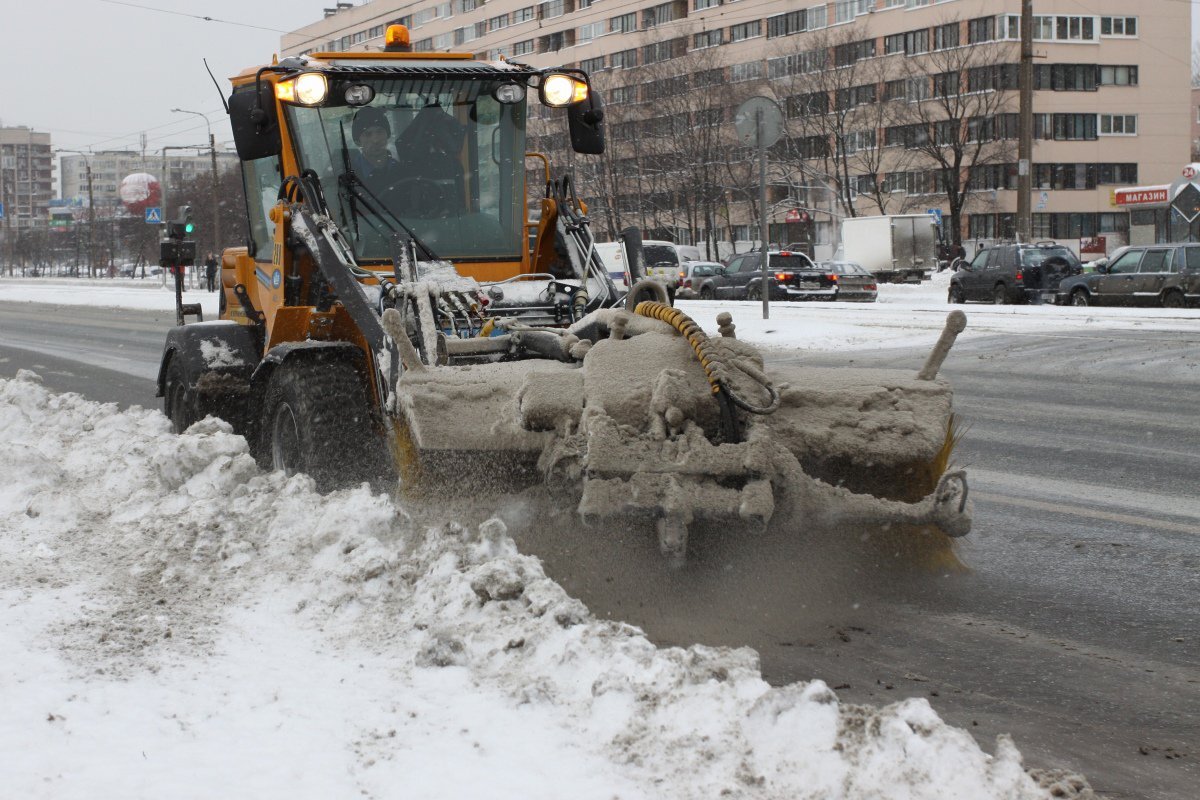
[0,372,1086,799]
[3,270,1197,355]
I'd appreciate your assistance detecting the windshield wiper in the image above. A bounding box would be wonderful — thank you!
[337,169,441,264]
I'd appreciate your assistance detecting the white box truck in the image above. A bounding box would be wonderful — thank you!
[840,214,938,284]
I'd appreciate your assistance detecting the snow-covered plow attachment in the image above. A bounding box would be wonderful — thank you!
[392,304,972,565]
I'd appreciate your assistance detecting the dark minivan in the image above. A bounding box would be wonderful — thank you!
[1056,243,1200,308]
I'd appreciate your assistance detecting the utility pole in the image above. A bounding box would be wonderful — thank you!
[1016,0,1034,242]
[85,161,95,277]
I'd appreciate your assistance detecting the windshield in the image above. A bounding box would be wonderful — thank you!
[286,77,526,261]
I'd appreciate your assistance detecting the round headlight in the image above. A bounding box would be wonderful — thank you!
[344,84,375,106]
[541,74,586,107]
[294,73,329,106]
[493,83,525,104]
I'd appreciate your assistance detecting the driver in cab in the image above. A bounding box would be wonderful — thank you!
[350,107,404,196]
[350,105,465,217]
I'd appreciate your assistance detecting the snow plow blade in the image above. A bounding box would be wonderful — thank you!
[392,306,972,566]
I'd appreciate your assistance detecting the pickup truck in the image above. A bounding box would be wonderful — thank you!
[695,251,837,301]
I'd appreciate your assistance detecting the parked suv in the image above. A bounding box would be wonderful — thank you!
[949,243,1081,304]
[1056,243,1200,308]
[696,251,828,301]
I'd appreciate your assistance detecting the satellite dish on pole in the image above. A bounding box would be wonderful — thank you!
[734,96,784,149]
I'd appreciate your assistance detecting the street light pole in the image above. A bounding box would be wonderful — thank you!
[171,108,222,255]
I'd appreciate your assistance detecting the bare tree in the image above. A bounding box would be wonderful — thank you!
[894,25,1017,246]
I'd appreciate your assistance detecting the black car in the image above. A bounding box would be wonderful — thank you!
[1056,243,1200,308]
[949,243,1081,305]
[697,251,832,301]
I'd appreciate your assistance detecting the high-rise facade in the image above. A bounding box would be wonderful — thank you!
[281,0,1191,254]
[0,127,54,231]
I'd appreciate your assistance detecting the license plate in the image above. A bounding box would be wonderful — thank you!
[798,281,818,289]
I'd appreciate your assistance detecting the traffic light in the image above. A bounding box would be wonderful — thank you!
[167,205,194,240]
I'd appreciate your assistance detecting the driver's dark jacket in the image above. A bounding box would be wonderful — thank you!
[350,151,405,195]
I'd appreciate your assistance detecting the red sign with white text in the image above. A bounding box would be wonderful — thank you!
[1114,187,1168,205]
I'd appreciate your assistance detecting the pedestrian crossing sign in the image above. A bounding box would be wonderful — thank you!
[145,207,162,224]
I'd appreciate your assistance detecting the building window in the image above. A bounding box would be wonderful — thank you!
[729,21,762,42]
[512,39,535,56]
[968,16,994,44]
[694,0,719,9]
[834,38,875,66]
[807,4,826,30]
[610,48,637,69]
[884,33,905,55]
[934,22,959,50]
[905,29,929,55]
[609,13,636,33]
[693,29,722,49]
[1038,113,1098,141]
[767,10,806,38]
[513,6,535,23]
[642,38,685,64]
[580,56,605,73]
[644,1,683,28]
[730,61,764,82]
[539,0,565,21]
[834,0,855,24]
[1099,114,1137,135]
[489,14,509,31]
[1033,15,1098,42]
[1099,65,1138,86]
[577,21,605,42]
[1100,17,1137,37]
[969,64,1018,92]
[1034,63,1098,91]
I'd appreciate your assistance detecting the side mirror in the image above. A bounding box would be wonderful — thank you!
[715,266,726,276]
[568,91,605,155]
[1094,263,1108,274]
[229,83,282,161]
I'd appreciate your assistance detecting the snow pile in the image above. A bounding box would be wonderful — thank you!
[0,372,1067,799]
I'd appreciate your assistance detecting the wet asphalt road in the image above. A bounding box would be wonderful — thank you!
[1,299,1197,799]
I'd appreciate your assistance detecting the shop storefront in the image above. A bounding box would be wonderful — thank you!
[1115,164,1200,244]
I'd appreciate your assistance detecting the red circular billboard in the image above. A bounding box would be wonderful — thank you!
[118,173,162,214]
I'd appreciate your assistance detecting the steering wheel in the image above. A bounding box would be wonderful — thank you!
[386,177,454,218]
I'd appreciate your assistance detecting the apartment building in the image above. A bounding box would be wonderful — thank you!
[282,0,1191,253]
[59,150,239,216]
[0,127,54,231]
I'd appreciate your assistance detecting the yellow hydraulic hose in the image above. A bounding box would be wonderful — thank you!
[634,301,721,395]
[634,300,781,415]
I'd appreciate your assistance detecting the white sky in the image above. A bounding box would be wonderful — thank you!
[1,0,325,153]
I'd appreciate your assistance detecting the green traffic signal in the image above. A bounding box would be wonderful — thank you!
[185,222,195,234]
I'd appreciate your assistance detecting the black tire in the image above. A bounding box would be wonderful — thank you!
[992,284,1007,305]
[747,283,761,301]
[1071,289,1090,307]
[163,356,198,433]
[1162,290,1186,309]
[259,358,392,492]
[948,284,965,304]
[699,286,714,300]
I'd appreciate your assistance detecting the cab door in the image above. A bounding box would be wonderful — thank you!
[726,253,761,298]
[715,255,745,299]
[1132,248,1171,305]
[1095,248,1143,305]
[960,249,991,300]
